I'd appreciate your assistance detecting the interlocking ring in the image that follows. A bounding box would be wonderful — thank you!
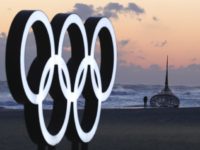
[6,10,117,146]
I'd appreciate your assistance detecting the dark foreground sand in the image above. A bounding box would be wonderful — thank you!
[1,108,200,150]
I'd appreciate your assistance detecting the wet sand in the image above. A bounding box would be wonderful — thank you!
[0,108,200,150]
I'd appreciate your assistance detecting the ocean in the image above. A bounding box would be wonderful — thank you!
[1,81,200,109]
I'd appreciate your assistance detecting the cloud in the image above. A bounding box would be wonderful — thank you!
[70,3,97,20]
[116,62,200,86]
[119,40,129,47]
[152,16,159,22]
[102,2,145,19]
[160,40,167,47]
[0,32,6,38]
[184,64,200,71]
[103,2,123,19]
[137,55,145,60]
[191,58,197,62]
[7,8,12,11]
[69,2,145,20]
[116,64,164,85]
[104,2,124,12]
[153,40,168,48]
[126,3,145,15]
[149,64,161,70]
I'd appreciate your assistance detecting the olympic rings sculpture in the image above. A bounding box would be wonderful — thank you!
[6,10,117,146]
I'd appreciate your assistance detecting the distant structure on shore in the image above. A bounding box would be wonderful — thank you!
[150,56,180,107]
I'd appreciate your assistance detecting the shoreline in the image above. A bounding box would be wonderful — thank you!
[1,106,200,111]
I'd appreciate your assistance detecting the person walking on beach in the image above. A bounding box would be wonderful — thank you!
[143,96,148,107]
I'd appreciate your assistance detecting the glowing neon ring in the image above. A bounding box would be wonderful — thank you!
[6,10,117,146]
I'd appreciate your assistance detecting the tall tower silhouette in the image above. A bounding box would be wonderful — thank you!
[165,56,169,91]
[150,56,180,107]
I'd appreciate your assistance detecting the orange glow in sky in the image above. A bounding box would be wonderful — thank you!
[0,0,200,69]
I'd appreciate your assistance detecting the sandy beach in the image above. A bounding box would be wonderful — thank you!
[1,108,200,150]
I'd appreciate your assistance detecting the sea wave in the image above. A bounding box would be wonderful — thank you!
[1,81,200,109]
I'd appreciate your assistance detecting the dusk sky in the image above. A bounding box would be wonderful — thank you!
[1,0,200,85]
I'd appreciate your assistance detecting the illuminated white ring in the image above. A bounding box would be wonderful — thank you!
[72,18,117,142]
[55,14,99,142]
[90,18,117,102]
[20,11,55,105]
[20,11,71,146]
[57,14,89,102]
[37,57,71,145]
[73,57,101,142]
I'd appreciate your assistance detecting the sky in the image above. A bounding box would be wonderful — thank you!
[1,0,200,85]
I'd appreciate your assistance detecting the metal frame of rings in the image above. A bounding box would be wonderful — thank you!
[6,10,117,146]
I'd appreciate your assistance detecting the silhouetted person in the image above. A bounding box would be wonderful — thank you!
[143,96,148,107]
